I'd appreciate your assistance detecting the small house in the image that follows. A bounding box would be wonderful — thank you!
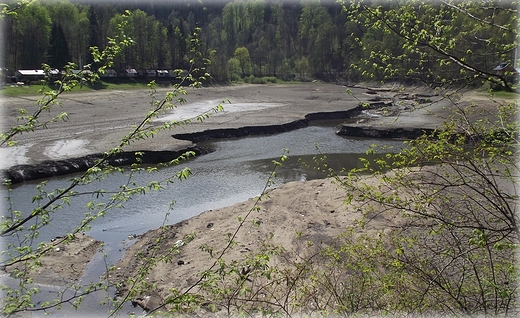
[71,69,93,78]
[118,69,138,78]
[16,69,46,83]
[126,69,138,77]
[493,62,519,83]
[492,62,516,76]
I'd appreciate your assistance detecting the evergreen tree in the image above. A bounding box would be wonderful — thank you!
[86,5,101,68]
[14,3,52,69]
[47,23,71,69]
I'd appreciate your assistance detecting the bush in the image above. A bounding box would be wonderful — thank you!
[252,77,267,84]
[264,76,277,83]
[243,76,277,84]
[243,74,254,83]
[230,73,241,83]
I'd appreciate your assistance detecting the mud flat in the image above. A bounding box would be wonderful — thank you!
[2,83,444,183]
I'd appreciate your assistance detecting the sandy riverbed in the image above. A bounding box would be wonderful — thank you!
[2,82,511,316]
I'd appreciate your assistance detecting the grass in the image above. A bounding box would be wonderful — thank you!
[1,80,160,97]
[490,89,520,99]
[2,77,324,97]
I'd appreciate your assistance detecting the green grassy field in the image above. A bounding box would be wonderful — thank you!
[1,81,158,97]
[1,78,298,97]
[489,89,520,99]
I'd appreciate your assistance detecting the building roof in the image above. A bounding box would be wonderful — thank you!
[17,69,60,75]
[17,69,46,76]
[72,69,93,75]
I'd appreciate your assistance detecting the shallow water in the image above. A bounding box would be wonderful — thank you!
[1,121,406,316]
[4,122,404,246]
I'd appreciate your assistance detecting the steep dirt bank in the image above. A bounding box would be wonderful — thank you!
[4,145,210,184]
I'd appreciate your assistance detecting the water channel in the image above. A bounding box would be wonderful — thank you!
[2,120,407,316]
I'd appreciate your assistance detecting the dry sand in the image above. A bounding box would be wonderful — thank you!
[110,174,403,312]
[1,83,372,169]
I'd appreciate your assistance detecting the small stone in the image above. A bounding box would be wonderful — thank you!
[177,260,185,265]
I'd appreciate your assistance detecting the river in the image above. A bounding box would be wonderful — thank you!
[1,120,406,316]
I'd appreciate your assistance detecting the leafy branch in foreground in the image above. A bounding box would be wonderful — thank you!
[239,91,518,317]
[0,17,223,316]
[330,94,519,315]
[0,9,134,148]
[0,0,32,18]
[340,0,518,90]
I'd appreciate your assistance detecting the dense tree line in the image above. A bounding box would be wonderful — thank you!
[3,0,518,85]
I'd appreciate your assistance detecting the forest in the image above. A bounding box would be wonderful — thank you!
[3,0,517,85]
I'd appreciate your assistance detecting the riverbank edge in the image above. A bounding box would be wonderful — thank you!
[3,145,208,184]
[3,102,431,184]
